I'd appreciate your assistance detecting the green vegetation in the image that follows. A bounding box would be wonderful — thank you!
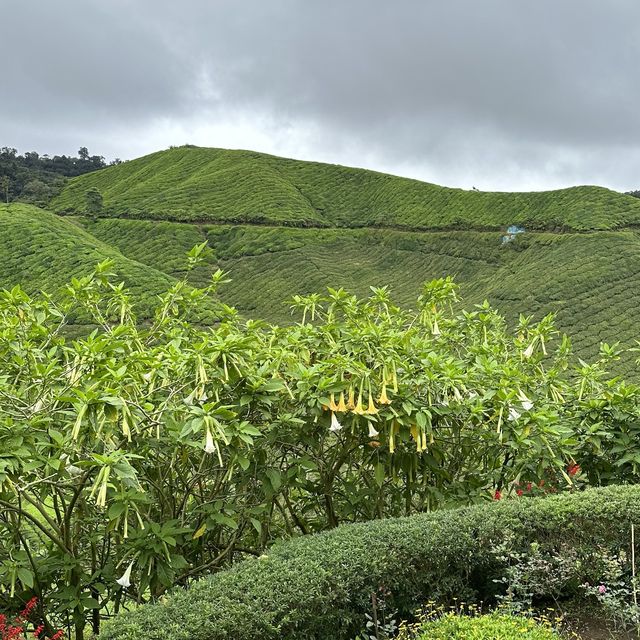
[98,486,640,640]
[400,612,562,639]
[6,146,640,636]
[51,145,640,231]
[0,146,109,206]
[3,261,640,637]
[0,204,179,320]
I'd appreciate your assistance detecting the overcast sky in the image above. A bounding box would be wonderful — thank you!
[2,0,640,191]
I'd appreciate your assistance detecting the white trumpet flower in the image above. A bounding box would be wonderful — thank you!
[518,391,534,411]
[60,454,82,476]
[368,424,379,438]
[116,560,134,588]
[508,406,521,421]
[523,342,535,359]
[30,399,44,414]
[330,413,343,432]
[204,428,216,454]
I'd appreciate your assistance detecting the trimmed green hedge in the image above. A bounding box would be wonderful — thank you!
[99,486,640,640]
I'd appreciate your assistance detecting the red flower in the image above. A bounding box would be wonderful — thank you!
[33,624,45,638]
[526,482,532,492]
[516,489,523,496]
[493,490,502,500]
[567,463,581,477]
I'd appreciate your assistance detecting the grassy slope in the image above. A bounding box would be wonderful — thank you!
[0,204,177,318]
[51,146,640,231]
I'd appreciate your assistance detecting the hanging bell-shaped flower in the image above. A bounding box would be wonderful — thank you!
[366,394,378,415]
[330,412,343,432]
[116,559,135,588]
[389,422,396,453]
[518,390,533,411]
[336,392,347,412]
[377,383,391,405]
[368,423,379,438]
[354,391,366,415]
[204,427,216,454]
[346,387,356,411]
[508,406,521,421]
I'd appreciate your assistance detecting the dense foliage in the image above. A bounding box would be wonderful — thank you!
[98,486,640,640]
[0,146,109,206]
[1,253,640,637]
[51,145,640,231]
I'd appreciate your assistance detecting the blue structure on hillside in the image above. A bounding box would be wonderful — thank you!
[502,225,525,244]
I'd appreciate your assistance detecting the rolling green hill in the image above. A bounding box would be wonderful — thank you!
[51,145,640,231]
[6,146,640,373]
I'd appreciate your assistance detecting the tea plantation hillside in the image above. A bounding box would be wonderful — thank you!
[51,145,640,230]
[0,204,178,318]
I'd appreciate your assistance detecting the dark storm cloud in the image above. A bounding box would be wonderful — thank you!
[2,0,640,190]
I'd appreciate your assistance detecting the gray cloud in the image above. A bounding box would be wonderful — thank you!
[2,0,640,190]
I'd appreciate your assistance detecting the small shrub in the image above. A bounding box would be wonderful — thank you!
[399,611,562,639]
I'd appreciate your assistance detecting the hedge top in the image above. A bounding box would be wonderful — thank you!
[51,145,640,231]
[98,485,640,640]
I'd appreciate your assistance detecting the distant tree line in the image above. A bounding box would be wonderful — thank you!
[0,146,120,206]
[626,190,640,199]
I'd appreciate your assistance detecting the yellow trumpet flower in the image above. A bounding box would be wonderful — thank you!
[329,393,338,411]
[389,422,396,454]
[353,390,366,415]
[377,382,391,405]
[337,391,347,412]
[346,387,356,411]
[366,394,378,415]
